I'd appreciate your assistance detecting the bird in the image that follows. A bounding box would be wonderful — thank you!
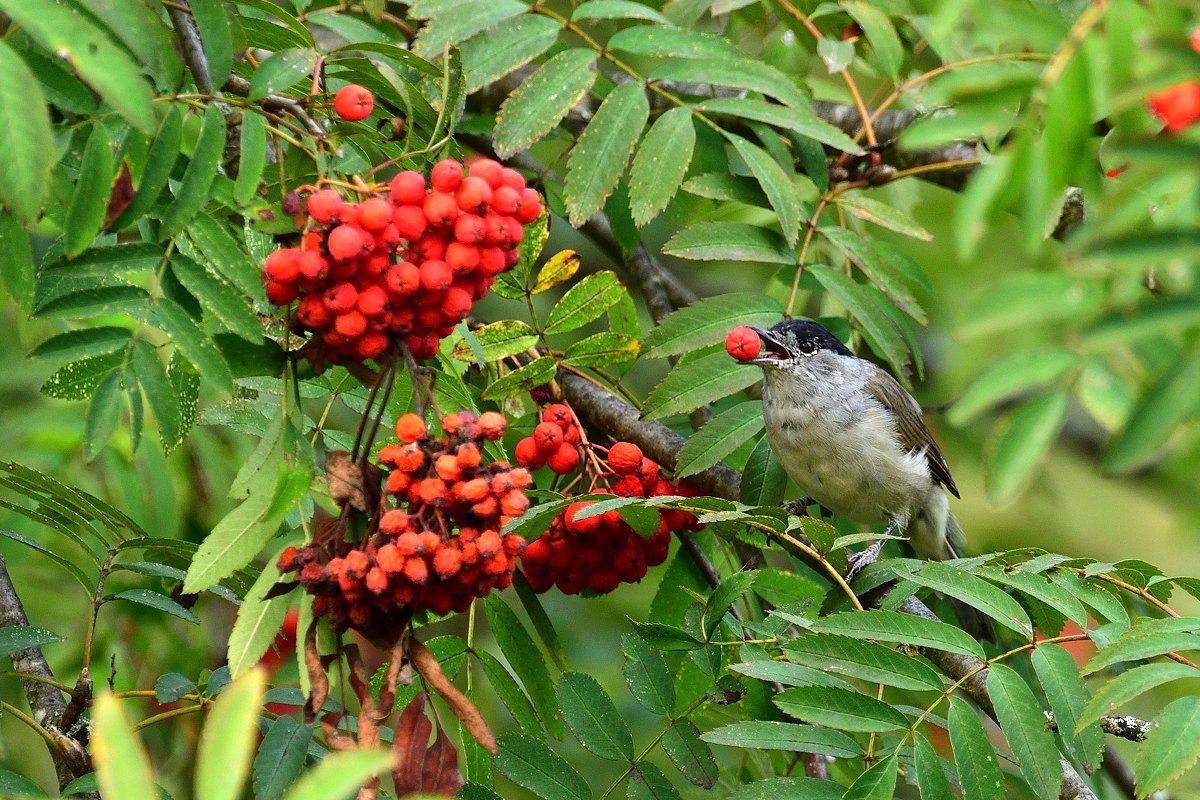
[747,319,994,641]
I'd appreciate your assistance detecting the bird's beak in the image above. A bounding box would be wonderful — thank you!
[747,325,789,366]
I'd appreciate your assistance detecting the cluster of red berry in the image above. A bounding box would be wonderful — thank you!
[513,403,583,475]
[278,411,529,631]
[261,157,543,363]
[520,438,702,596]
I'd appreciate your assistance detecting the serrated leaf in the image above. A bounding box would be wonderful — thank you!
[774,686,908,732]
[701,720,862,759]
[278,750,392,800]
[183,489,279,594]
[695,95,862,154]
[0,1,157,133]
[573,1,670,23]
[112,589,200,624]
[195,669,265,800]
[565,81,649,226]
[0,626,64,661]
[985,390,1069,504]
[836,193,932,240]
[949,696,1005,800]
[784,633,943,690]
[949,349,1078,426]
[413,0,528,57]
[113,106,182,229]
[726,133,802,246]
[160,104,226,240]
[64,124,116,257]
[476,649,541,734]
[818,227,927,323]
[844,753,899,800]
[92,694,156,800]
[629,107,695,226]
[0,213,34,310]
[675,403,763,478]
[234,112,267,207]
[1078,662,1200,730]
[629,621,703,651]
[544,271,625,335]
[893,561,1033,638]
[626,762,679,800]
[663,221,795,264]
[842,1,903,78]
[150,297,235,393]
[41,352,124,401]
[607,26,741,59]
[29,327,132,363]
[731,659,852,689]
[642,352,760,420]
[249,48,317,99]
[512,574,568,672]
[227,555,289,677]
[187,216,263,297]
[986,663,1061,799]
[807,264,909,375]
[130,340,184,450]
[1032,644,1104,771]
[912,730,956,800]
[494,49,597,158]
[740,435,786,507]
[812,609,986,658]
[702,569,758,639]
[564,332,639,368]
[484,595,562,737]
[0,39,54,225]
[1046,570,1128,627]
[253,716,312,800]
[171,254,261,342]
[1083,627,1200,676]
[558,672,633,761]
[681,172,766,204]
[1134,696,1200,797]
[452,320,538,363]
[621,634,674,715]
[190,0,233,87]
[642,292,783,359]
[460,14,561,94]
[482,357,557,400]
[84,370,124,461]
[495,733,589,800]
[977,565,1088,630]
[1104,348,1200,474]
[661,718,717,788]
[530,250,582,295]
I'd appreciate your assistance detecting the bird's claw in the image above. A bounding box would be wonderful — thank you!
[781,497,815,516]
[846,539,886,580]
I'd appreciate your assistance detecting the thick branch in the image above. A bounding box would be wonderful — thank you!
[1047,711,1151,743]
[165,2,213,96]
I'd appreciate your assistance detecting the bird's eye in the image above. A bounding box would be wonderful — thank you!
[799,340,817,354]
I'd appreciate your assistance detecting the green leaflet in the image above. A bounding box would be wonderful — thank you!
[564,81,649,227]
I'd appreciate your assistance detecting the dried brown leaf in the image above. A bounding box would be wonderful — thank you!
[392,693,463,797]
[409,639,497,755]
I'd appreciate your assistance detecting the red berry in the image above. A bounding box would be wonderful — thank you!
[324,283,358,313]
[298,251,328,281]
[423,192,459,226]
[498,167,526,190]
[265,279,298,305]
[386,261,421,296]
[430,159,464,193]
[533,422,564,454]
[491,186,521,215]
[467,158,503,188]
[725,326,761,362]
[392,205,428,240]
[327,224,368,261]
[542,404,572,429]
[456,176,493,213]
[334,84,374,121]
[389,171,427,205]
[306,190,344,223]
[546,443,579,475]
[478,246,507,276]
[356,285,388,317]
[514,436,544,469]
[355,331,389,360]
[441,287,473,321]
[419,260,453,292]
[454,214,486,244]
[264,248,301,283]
[334,311,367,338]
[410,234,447,262]
[515,188,542,223]
[297,294,332,327]
[358,197,392,231]
[608,442,644,475]
[445,242,480,275]
[396,413,426,442]
[1148,82,1200,133]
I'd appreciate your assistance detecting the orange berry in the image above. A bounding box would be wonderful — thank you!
[458,477,490,503]
[435,454,461,482]
[455,441,482,470]
[386,470,411,495]
[418,478,447,504]
[358,197,393,231]
[507,468,532,490]
[395,413,426,443]
[377,543,404,574]
[403,556,429,585]
[366,567,389,594]
[472,496,498,518]
[500,489,529,518]
[478,411,507,440]
[433,545,462,578]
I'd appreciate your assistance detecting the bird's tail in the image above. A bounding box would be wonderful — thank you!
[913,507,996,643]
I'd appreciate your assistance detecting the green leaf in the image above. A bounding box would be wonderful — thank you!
[485,595,563,737]
[844,753,899,800]
[84,370,124,462]
[626,762,679,800]
[629,107,695,226]
[249,48,317,99]
[64,123,116,257]
[0,40,54,225]
[642,292,782,360]
[0,213,35,310]
[155,672,196,703]
[564,332,639,368]
[494,49,597,158]
[111,589,200,624]
[227,555,290,677]
[573,1,670,24]
[29,327,132,363]
[234,112,266,207]
[835,194,932,240]
[986,663,1061,800]
[130,340,184,450]
[1046,570,1128,627]
[960,273,1104,339]
[726,133,802,246]
[661,718,717,788]
[183,488,279,594]
[949,696,1005,800]
[892,561,1033,638]
[681,173,767,204]
[253,716,312,800]
[676,403,763,478]
[85,0,182,84]
[413,0,528,58]
[642,352,760,420]
[842,1,903,78]
[113,106,182,229]
[513,573,568,672]
[700,721,862,759]
[452,320,538,363]
[482,357,557,400]
[606,26,741,59]
[629,621,703,651]
[170,254,261,342]
[476,649,542,734]
[544,271,626,335]
[278,749,392,800]
[194,668,264,800]
[817,228,927,324]
[694,96,861,154]
[621,633,675,715]
[806,264,909,375]
[1134,696,1200,797]
[949,349,1078,426]
[0,1,157,133]
[41,352,124,401]
[495,733,590,800]
[812,609,986,659]
[663,221,795,264]
[728,777,843,800]
[150,297,235,394]
[1104,348,1200,474]
[187,216,263,297]
[784,634,943,691]
[1083,629,1200,676]
[1032,644,1104,771]
[740,435,786,507]
[159,105,227,240]
[460,14,561,94]
[702,569,758,638]
[985,390,1069,504]
[558,672,633,761]
[912,730,957,800]
[0,626,64,661]
[773,686,908,732]
[1078,662,1200,730]
[190,0,234,87]
[564,81,648,226]
[92,694,157,800]
[977,565,1088,630]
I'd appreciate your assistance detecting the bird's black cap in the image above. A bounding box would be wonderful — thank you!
[768,320,854,357]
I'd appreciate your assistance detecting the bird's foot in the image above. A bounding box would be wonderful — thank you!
[846,539,886,580]
[780,497,815,517]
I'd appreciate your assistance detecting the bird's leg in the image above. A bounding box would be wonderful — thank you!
[846,519,900,580]
[780,497,815,517]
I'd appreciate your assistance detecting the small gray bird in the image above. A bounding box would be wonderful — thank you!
[748,320,993,641]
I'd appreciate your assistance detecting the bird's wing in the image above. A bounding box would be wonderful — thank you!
[863,367,959,498]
